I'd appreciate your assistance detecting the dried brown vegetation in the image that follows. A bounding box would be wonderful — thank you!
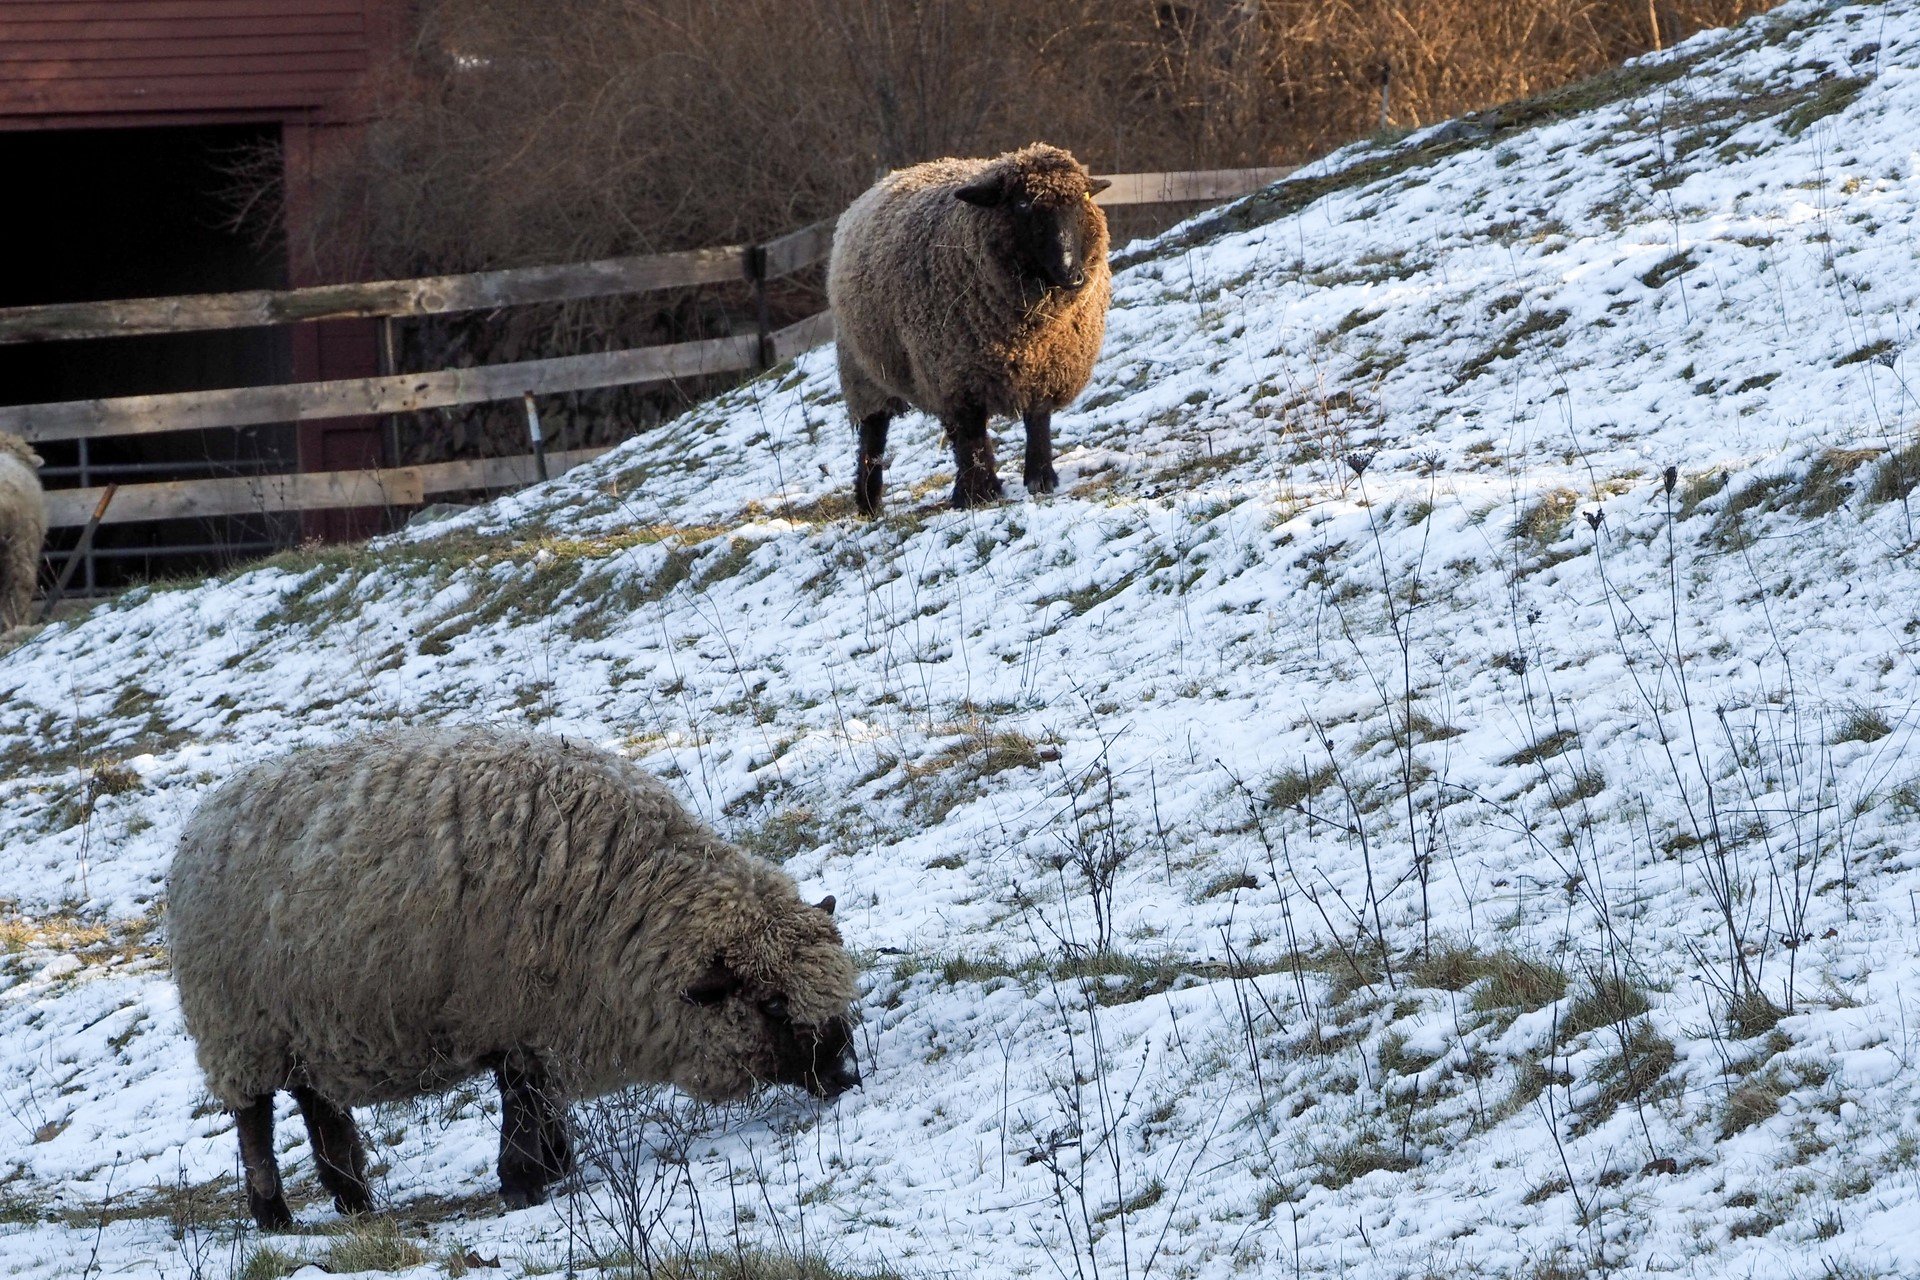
[268,0,1776,457]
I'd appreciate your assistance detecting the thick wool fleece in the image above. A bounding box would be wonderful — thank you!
[169,726,859,1109]
[827,143,1111,424]
[0,433,46,631]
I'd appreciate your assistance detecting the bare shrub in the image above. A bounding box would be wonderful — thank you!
[254,0,1776,458]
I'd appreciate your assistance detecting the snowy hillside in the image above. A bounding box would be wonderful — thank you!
[8,2,1920,1276]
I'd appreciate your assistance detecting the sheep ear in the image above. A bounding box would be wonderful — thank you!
[1086,177,1112,196]
[815,894,837,916]
[682,958,741,1007]
[955,175,1005,207]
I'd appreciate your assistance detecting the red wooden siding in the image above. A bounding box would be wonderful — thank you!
[0,0,393,128]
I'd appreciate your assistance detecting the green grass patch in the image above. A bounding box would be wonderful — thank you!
[1312,1133,1419,1189]
[1575,1021,1678,1132]
[1267,764,1337,811]
[1868,442,1920,504]
[1500,728,1578,768]
[1458,309,1571,384]
[1720,1070,1788,1139]
[1561,975,1651,1039]
[1836,337,1896,367]
[1833,707,1892,746]
[1709,473,1792,548]
[1512,488,1579,548]
[1786,447,1879,516]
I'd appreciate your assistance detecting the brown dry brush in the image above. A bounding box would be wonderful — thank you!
[278,0,1773,460]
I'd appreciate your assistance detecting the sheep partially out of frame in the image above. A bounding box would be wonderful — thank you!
[169,725,861,1228]
[0,432,46,631]
[828,142,1112,515]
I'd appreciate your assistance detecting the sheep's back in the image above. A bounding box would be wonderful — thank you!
[169,726,723,1105]
[829,158,1003,416]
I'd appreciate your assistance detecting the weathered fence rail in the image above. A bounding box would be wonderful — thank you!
[0,247,751,344]
[43,448,613,529]
[9,164,1292,539]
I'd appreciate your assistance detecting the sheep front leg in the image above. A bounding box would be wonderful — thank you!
[946,405,1004,508]
[292,1086,373,1217]
[1022,408,1058,495]
[495,1061,569,1209]
[855,411,893,516]
[234,1095,294,1230]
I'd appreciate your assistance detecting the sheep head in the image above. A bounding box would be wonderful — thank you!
[674,890,861,1102]
[956,143,1111,294]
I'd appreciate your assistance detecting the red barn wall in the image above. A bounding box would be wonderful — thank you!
[0,0,403,544]
[0,0,394,128]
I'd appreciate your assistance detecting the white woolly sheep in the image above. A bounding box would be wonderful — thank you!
[828,142,1112,514]
[168,725,860,1228]
[0,432,46,630]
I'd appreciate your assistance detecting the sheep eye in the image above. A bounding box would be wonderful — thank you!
[761,996,790,1020]
[1013,196,1033,213]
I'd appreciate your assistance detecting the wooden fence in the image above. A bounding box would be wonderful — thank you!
[1,164,1292,537]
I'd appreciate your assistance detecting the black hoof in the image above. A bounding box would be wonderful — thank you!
[249,1190,294,1232]
[951,472,1005,509]
[500,1183,547,1211]
[333,1187,375,1217]
[1024,466,1059,495]
[855,461,884,517]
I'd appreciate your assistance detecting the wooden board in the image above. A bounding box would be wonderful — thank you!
[45,468,421,527]
[762,218,839,279]
[411,447,613,497]
[772,310,835,361]
[0,246,750,343]
[43,447,616,527]
[3,334,762,442]
[1094,167,1294,206]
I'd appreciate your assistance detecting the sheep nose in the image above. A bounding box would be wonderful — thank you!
[817,1052,862,1099]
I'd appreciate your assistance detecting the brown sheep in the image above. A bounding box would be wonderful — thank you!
[168,725,860,1228]
[828,143,1112,514]
[0,432,46,630]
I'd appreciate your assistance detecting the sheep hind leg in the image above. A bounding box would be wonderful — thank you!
[946,406,1004,508]
[291,1086,373,1217]
[495,1061,569,1209]
[1022,408,1058,495]
[855,410,893,516]
[234,1095,294,1231]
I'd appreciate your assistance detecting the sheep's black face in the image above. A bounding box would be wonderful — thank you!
[956,171,1110,294]
[762,997,861,1099]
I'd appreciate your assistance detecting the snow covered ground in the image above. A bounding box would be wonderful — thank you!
[7,1,1920,1275]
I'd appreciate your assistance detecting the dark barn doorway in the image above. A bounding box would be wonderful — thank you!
[0,123,299,593]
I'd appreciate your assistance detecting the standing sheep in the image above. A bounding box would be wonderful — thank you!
[0,431,46,630]
[169,725,861,1228]
[828,143,1112,515]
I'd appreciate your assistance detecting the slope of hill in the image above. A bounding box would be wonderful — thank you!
[6,2,1920,1276]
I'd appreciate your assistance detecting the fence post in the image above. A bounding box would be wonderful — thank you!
[379,317,401,468]
[75,436,98,596]
[1378,61,1392,129]
[522,393,549,483]
[746,244,774,370]
[40,484,117,622]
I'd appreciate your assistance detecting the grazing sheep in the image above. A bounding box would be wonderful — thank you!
[828,142,1112,514]
[0,432,46,630]
[169,725,861,1228]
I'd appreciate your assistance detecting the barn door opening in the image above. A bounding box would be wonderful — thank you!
[0,122,296,593]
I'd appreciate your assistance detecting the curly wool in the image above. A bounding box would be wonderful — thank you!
[828,143,1111,425]
[169,726,859,1110]
[0,433,46,631]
